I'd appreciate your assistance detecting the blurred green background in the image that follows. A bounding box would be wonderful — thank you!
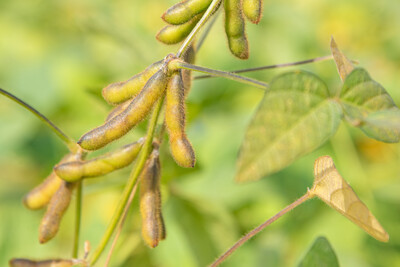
[1,0,399,266]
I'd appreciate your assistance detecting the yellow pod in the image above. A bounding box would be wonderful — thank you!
[39,181,74,244]
[140,149,166,248]
[181,44,196,95]
[162,0,213,25]
[224,0,249,59]
[23,153,80,210]
[105,100,131,122]
[242,0,263,24]
[78,68,169,151]
[102,60,163,105]
[165,71,196,168]
[9,258,74,267]
[156,14,202,45]
[54,138,144,182]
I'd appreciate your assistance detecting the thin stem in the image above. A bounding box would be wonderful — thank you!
[209,192,313,267]
[0,88,78,152]
[174,61,269,90]
[176,0,222,57]
[105,180,139,267]
[196,8,221,52]
[89,97,164,265]
[195,55,334,79]
[73,181,83,258]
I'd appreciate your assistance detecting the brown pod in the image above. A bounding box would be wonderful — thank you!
[9,258,74,267]
[181,44,196,95]
[23,153,80,210]
[78,68,169,151]
[165,71,196,168]
[38,181,75,243]
[140,149,166,248]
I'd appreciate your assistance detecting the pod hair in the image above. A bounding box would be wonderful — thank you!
[105,100,131,122]
[9,258,76,267]
[54,138,144,182]
[23,153,80,210]
[165,71,196,168]
[162,0,213,25]
[156,14,203,45]
[38,181,75,244]
[102,60,163,105]
[224,0,249,59]
[78,68,169,151]
[242,0,263,24]
[139,149,166,248]
[181,43,196,95]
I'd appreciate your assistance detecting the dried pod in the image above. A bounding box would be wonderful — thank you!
[140,149,166,248]
[78,68,169,150]
[162,0,213,25]
[165,71,196,168]
[242,0,263,24]
[9,258,75,267]
[23,153,80,210]
[224,0,249,59]
[55,139,144,182]
[181,44,196,95]
[102,60,163,105]
[39,181,75,243]
[157,14,202,45]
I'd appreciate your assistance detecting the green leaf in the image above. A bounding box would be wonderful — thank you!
[330,37,354,82]
[236,71,342,182]
[340,68,400,142]
[298,236,340,267]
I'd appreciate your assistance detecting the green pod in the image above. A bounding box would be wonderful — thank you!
[140,149,166,248]
[39,181,75,244]
[102,60,163,105]
[105,100,131,122]
[78,69,169,151]
[242,0,263,24]
[181,44,196,95]
[165,71,196,168]
[156,14,202,45]
[162,0,213,25]
[224,0,249,59]
[23,153,80,210]
[9,258,74,267]
[55,139,144,182]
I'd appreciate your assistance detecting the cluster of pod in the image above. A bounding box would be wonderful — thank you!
[158,0,263,59]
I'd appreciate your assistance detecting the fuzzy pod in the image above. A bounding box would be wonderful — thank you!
[39,181,75,244]
[165,71,196,168]
[23,154,80,210]
[162,0,213,25]
[9,258,74,267]
[102,60,163,105]
[156,14,202,45]
[242,0,263,24]
[140,149,166,248]
[224,0,249,59]
[55,139,144,182]
[181,44,196,95]
[105,100,131,122]
[78,68,169,151]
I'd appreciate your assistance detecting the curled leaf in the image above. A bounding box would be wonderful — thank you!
[330,37,354,82]
[310,156,389,242]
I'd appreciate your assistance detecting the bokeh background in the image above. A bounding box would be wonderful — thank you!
[1,0,399,266]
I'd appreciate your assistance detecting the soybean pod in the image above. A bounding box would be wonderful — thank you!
[224,0,249,59]
[242,0,263,24]
[54,139,144,182]
[39,181,75,243]
[181,44,196,95]
[157,14,203,45]
[140,149,166,248]
[165,71,196,168]
[78,68,169,151]
[162,0,213,25]
[102,60,163,105]
[23,153,79,210]
[105,100,131,122]
[9,258,75,267]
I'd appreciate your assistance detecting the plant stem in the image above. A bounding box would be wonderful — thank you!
[195,55,334,79]
[174,61,269,90]
[0,88,78,152]
[209,192,313,267]
[176,0,222,57]
[196,8,221,52]
[89,97,164,265]
[73,180,83,258]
